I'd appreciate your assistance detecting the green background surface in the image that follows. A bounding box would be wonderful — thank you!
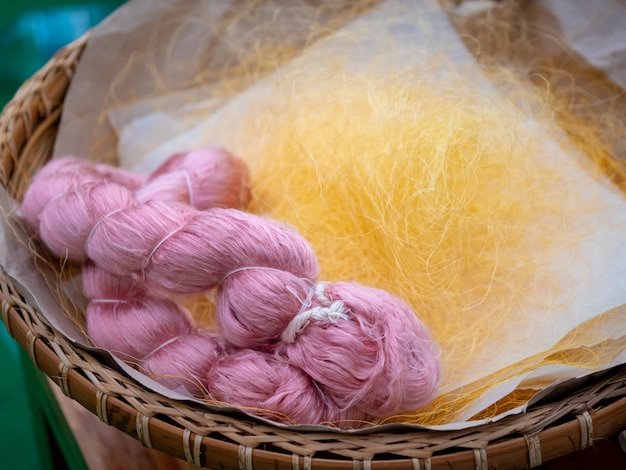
[0,0,124,107]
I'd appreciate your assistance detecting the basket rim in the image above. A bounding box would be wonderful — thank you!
[3,264,626,469]
[1,34,626,470]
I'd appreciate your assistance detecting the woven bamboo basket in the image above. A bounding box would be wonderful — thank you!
[2,33,626,470]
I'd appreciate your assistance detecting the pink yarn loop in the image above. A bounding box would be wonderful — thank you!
[136,147,251,210]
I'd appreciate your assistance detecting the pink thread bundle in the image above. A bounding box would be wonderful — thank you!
[19,147,441,428]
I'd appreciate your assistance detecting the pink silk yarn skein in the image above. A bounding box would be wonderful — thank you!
[21,154,441,423]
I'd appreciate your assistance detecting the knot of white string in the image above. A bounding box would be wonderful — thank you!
[281,282,348,343]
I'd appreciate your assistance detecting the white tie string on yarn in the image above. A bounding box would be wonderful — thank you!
[85,207,126,252]
[142,225,186,279]
[181,169,195,207]
[141,335,186,361]
[219,268,349,344]
[218,265,290,286]
[281,282,349,344]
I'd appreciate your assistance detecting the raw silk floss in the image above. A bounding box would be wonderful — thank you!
[169,50,625,423]
[19,147,442,429]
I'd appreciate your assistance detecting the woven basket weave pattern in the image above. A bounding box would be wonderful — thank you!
[1,36,626,470]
